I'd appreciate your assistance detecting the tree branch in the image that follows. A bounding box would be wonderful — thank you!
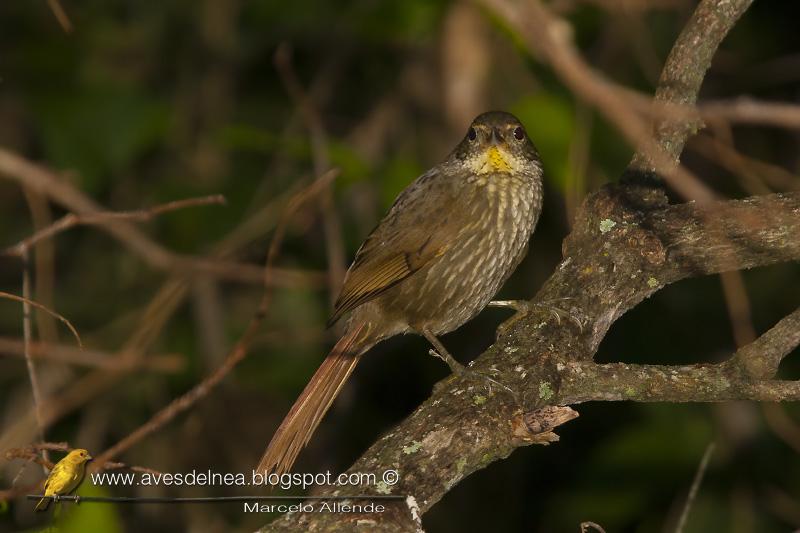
[630,0,753,171]
[729,306,800,380]
[0,148,324,288]
[259,1,800,531]
[262,187,800,531]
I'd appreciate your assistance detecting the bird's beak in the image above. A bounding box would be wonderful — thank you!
[86,455,93,461]
[489,127,501,145]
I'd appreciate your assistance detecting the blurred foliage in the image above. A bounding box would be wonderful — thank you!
[56,484,123,533]
[1,0,799,532]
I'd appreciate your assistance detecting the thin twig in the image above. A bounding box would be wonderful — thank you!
[0,149,319,289]
[46,0,73,33]
[674,443,716,533]
[698,130,799,191]
[4,194,226,257]
[1,442,162,501]
[580,522,607,533]
[699,97,800,130]
[0,336,183,372]
[91,169,339,469]
[719,270,757,348]
[75,63,350,434]
[4,444,164,474]
[20,247,49,471]
[100,462,163,476]
[22,187,60,347]
[0,290,82,348]
[4,442,68,468]
[274,44,347,302]
[0,159,323,455]
[689,133,773,196]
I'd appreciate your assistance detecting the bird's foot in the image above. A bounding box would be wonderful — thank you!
[490,298,583,336]
[428,348,519,403]
[421,327,519,404]
[74,495,81,505]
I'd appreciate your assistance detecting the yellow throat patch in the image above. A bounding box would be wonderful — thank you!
[481,146,513,173]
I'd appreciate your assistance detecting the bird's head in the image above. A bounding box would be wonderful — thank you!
[65,449,93,464]
[451,111,541,176]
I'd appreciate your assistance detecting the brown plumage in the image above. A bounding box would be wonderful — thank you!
[257,111,544,474]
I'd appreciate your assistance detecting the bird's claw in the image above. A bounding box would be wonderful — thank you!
[429,348,519,402]
[491,298,583,335]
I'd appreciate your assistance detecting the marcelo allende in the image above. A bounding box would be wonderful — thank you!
[244,501,386,513]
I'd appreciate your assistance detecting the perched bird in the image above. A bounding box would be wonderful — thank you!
[34,449,92,512]
[257,111,544,475]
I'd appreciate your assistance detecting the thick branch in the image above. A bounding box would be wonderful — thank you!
[261,189,800,532]
[550,190,800,355]
[648,192,800,279]
[631,0,753,170]
[729,306,800,379]
[560,363,800,404]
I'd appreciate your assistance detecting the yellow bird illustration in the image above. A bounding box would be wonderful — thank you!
[34,449,92,512]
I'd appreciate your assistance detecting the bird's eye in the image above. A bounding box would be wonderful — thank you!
[513,126,525,141]
[467,127,477,141]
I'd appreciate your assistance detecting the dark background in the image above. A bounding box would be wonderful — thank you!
[1,1,799,531]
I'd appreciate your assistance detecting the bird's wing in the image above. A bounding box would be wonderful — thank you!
[329,167,473,325]
[43,460,72,495]
[42,476,53,495]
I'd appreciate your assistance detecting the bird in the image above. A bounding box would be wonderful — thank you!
[256,110,544,475]
[34,448,92,512]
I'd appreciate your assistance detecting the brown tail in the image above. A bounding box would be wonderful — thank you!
[256,322,373,475]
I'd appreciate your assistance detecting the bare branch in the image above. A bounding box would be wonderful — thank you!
[560,364,800,404]
[0,148,323,288]
[0,336,184,372]
[274,44,347,300]
[674,443,716,533]
[580,522,607,533]
[0,291,82,349]
[90,169,339,470]
[4,194,226,256]
[263,293,800,531]
[699,98,800,130]
[653,192,800,280]
[730,307,800,380]
[0,175,329,452]
[46,0,73,33]
[19,248,48,471]
[632,0,753,169]
[1,442,161,501]
[480,0,719,201]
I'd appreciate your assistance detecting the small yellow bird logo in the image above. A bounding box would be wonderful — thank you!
[34,448,92,512]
